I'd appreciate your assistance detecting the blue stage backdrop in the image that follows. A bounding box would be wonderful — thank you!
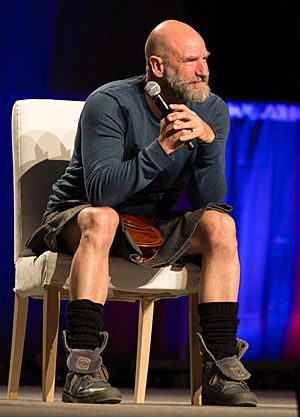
[1,1,299,368]
[224,102,300,360]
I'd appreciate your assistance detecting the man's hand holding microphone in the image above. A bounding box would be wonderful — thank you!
[145,81,215,155]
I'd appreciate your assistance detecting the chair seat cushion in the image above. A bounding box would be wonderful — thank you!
[14,251,200,299]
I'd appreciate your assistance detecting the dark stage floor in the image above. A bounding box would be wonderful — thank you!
[0,386,298,417]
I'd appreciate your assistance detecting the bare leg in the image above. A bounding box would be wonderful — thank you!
[184,210,258,407]
[183,210,240,303]
[57,207,122,404]
[58,206,119,304]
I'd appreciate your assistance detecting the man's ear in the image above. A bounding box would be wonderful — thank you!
[148,55,165,78]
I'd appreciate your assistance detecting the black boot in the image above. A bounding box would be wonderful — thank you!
[197,333,257,407]
[62,330,121,404]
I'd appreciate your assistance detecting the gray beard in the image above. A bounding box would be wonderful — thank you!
[163,69,211,103]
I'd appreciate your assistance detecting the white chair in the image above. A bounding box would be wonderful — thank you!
[7,99,202,404]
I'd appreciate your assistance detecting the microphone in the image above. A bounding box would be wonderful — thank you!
[144,81,195,151]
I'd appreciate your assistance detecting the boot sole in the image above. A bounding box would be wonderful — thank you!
[62,388,122,404]
[202,397,257,407]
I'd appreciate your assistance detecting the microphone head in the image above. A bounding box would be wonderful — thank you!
[144,81,161,98]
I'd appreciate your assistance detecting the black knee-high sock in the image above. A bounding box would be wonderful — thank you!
[66,299,104,350]
[197,302,240,360]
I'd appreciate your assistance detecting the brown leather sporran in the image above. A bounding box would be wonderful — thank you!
[118,213,165,263]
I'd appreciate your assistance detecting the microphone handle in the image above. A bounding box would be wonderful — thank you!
[153,95,172,116]
[153,96,195,151]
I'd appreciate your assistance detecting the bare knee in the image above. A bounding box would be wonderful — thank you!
[77,206,119,244]
[198,210,237,255]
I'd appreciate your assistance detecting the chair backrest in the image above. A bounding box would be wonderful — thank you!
[12,99,84,260]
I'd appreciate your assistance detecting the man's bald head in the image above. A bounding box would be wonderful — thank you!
[144,20,210,103]
[145,20,204,65]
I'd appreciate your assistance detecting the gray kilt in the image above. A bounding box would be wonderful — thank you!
[26,202,232,268]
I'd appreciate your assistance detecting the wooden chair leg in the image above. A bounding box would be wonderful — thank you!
[7,294,29,400]
[133,298,154,404]
[42,286,60,402]
[189,293,202,405]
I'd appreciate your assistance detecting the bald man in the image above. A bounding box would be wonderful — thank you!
[27,20,257,406]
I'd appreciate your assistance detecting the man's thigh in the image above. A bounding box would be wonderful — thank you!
[57,214,81,255]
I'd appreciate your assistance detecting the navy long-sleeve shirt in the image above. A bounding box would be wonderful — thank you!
[44,75,230,218]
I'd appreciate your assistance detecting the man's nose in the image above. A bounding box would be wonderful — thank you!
[196,59,209,77]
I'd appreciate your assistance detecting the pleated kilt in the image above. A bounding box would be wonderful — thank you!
[26,202,232,268]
